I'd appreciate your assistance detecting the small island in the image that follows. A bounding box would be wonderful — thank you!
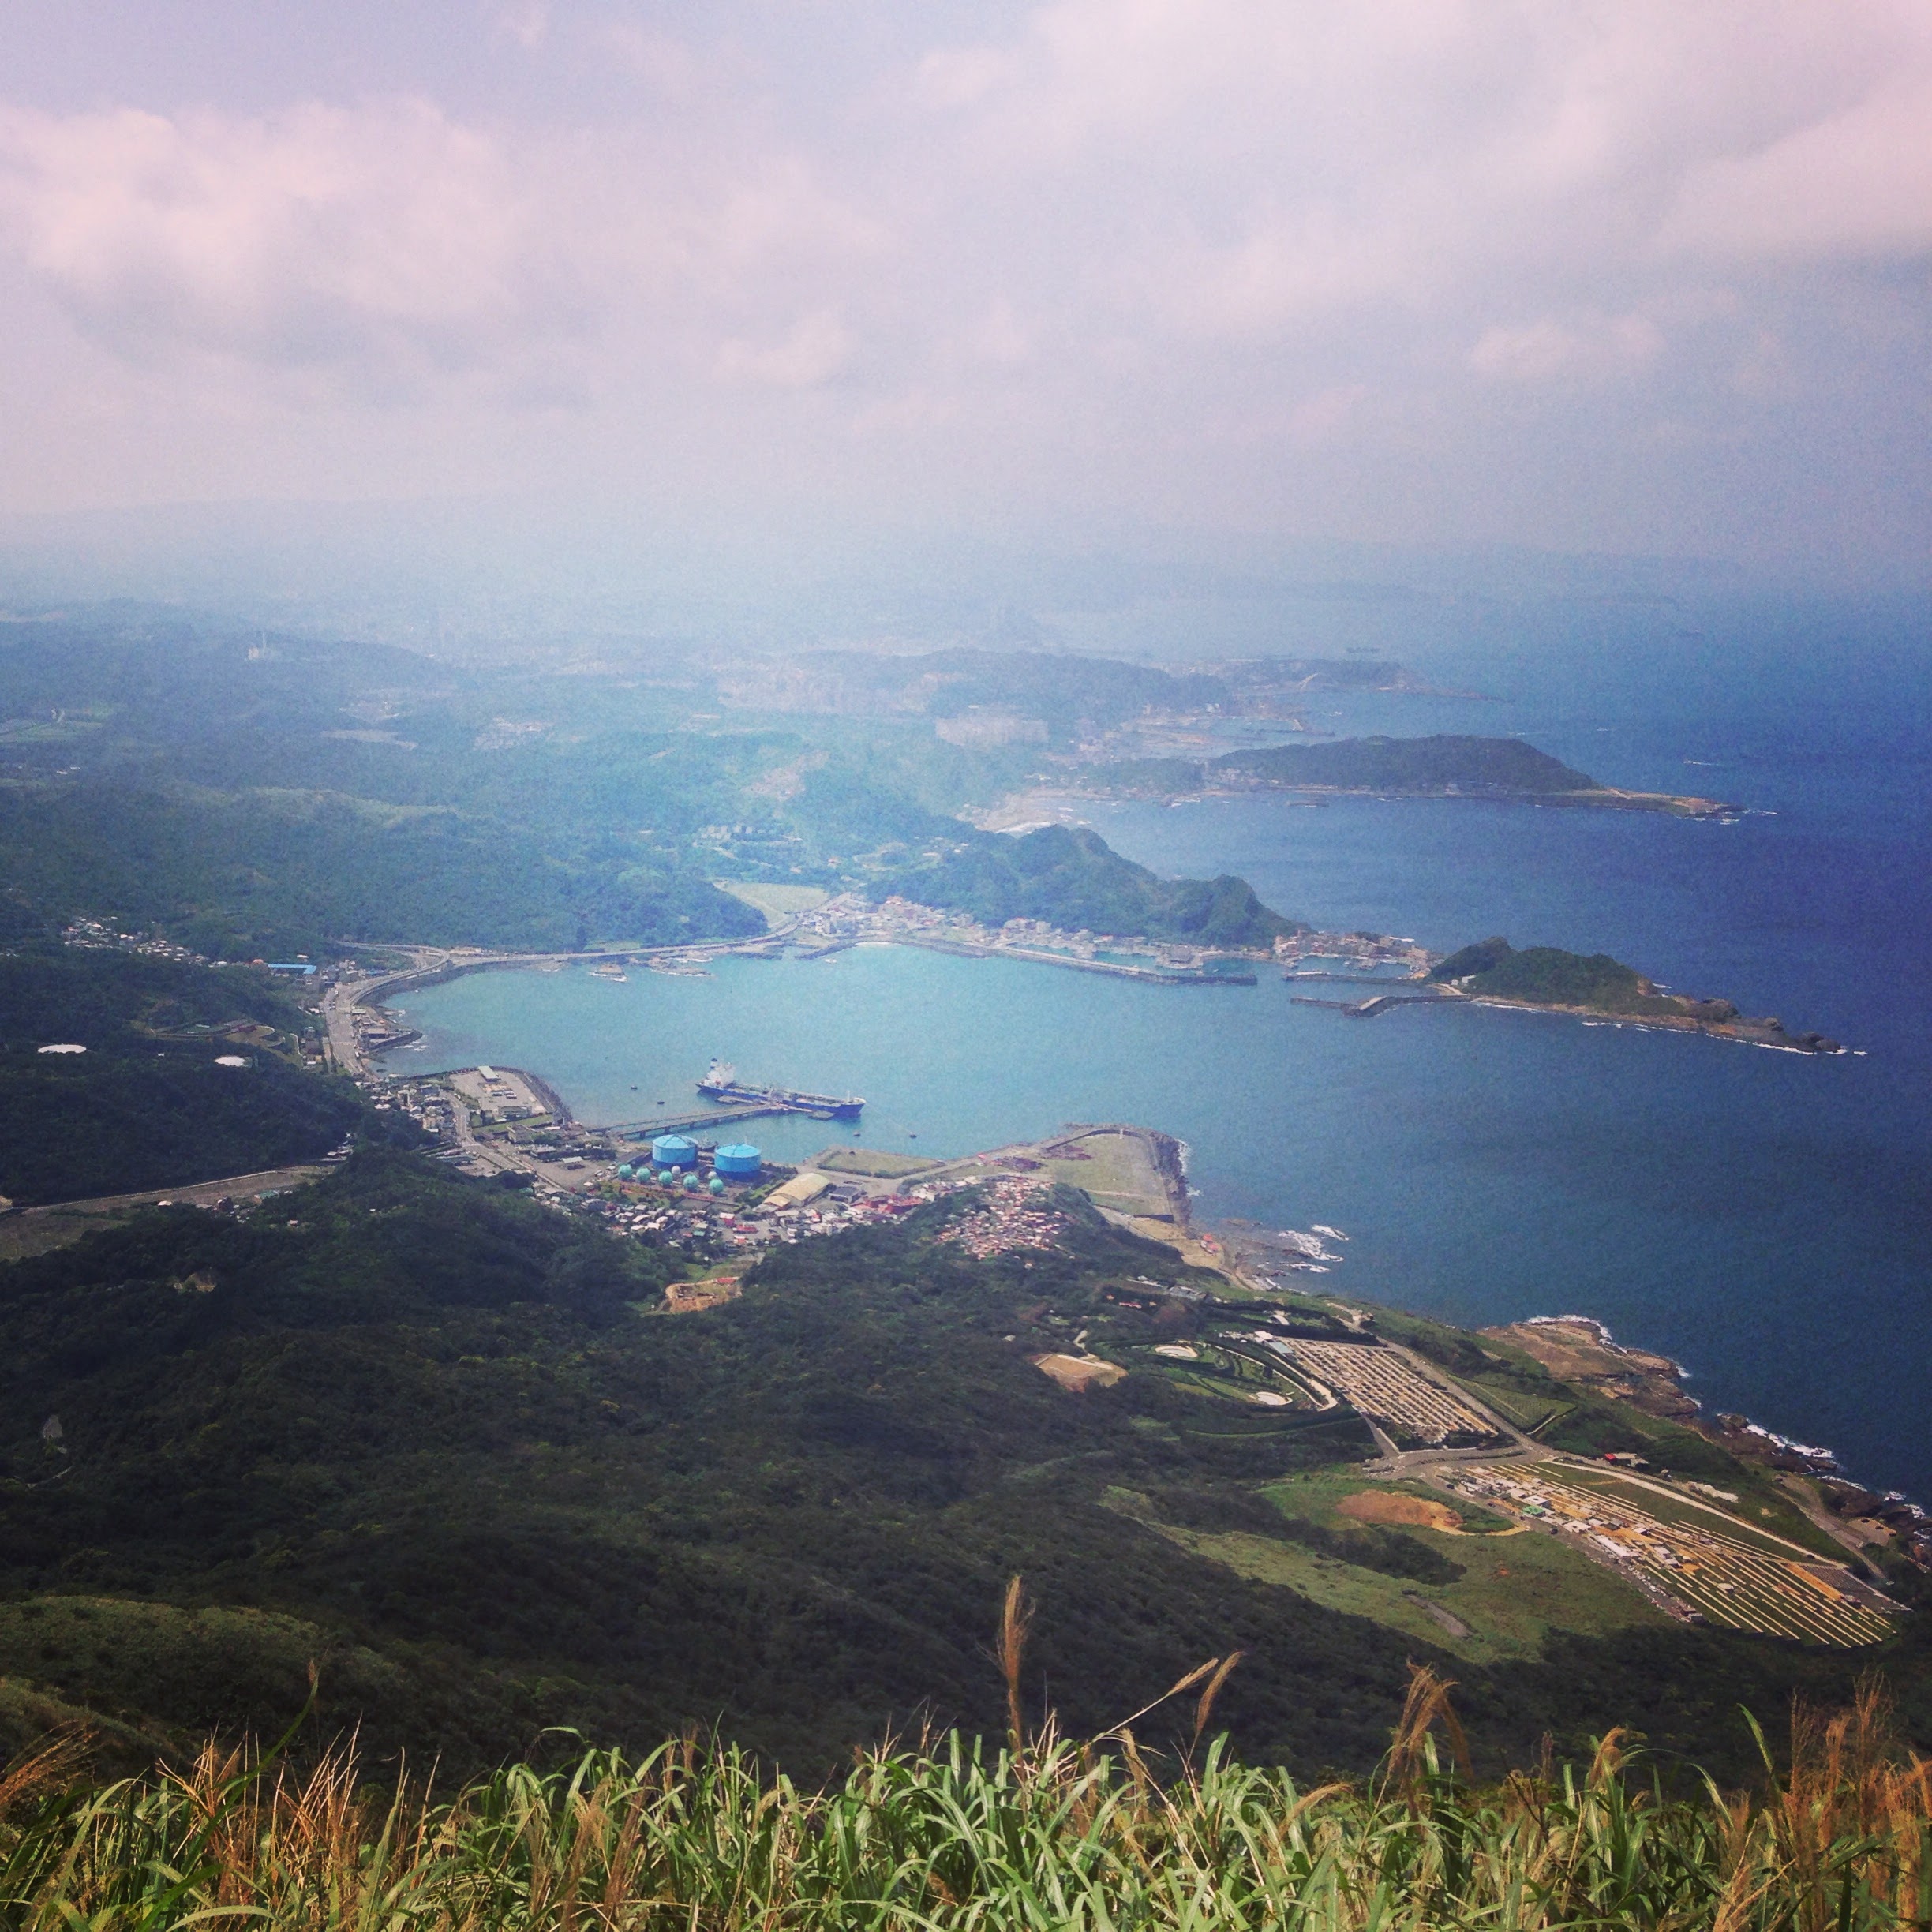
[1427,938,1843,1054]
[1079,735,1734,818]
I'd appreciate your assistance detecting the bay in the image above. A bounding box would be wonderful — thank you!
[387,593,1932,1500]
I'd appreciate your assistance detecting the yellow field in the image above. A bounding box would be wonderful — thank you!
[714,882,831,920]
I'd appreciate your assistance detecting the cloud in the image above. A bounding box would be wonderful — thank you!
[0,2,1925,567]
[0,99,559,381]
[1470,313,1664,384]
[912,46,1015,112]
[717,309,854,387]
[0,92,885,406]
[1658,76,1932,261]
[493,3,550,53]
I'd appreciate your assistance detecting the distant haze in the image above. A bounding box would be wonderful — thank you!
[0,2,1927,594]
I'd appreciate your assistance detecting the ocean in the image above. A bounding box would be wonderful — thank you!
[384,591,1932,1500]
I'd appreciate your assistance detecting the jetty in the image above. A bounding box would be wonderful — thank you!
[1292,992,1447,1018]
[603,1104,786,1140]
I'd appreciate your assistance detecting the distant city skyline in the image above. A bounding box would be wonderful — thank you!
[1,1,1927,579]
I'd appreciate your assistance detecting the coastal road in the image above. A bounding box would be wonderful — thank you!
[321,945,452,1075]
[320,921,805,1080]
[0,1163,331,1262]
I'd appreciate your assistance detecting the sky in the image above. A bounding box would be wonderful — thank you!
[0,1,1928,584]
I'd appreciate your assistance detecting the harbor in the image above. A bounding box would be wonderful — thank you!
[356,897,1929,1511]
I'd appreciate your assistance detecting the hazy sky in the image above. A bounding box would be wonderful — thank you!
[2,2,1927,578]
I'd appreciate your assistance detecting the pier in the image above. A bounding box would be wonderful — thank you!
[602,1104,799,1140]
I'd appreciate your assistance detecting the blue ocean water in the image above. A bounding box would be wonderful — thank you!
[389,593,1932,1498]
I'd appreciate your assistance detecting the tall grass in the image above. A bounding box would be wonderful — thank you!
[2,1591,1927,1931]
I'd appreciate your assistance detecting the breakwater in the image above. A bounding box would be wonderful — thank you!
[1009,949,1256,986]
[503,1065,574,1125]
[1291,993,1447,1017]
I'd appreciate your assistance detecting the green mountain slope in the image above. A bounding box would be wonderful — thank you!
[0,949,375,1204]
[2,1154,1919,1779]
[883,826,1301,945]
[1212,735,1598,792]
[1086,736,1603,798]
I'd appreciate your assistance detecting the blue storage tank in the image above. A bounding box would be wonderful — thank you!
[713,1144,762,1178]
[651,1134,698,1169]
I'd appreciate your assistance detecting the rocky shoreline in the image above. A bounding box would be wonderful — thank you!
[1458,991,1846,1054]
[1489,1315,1930,1570]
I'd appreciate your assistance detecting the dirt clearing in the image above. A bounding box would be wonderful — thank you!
[1033,1353,1127,1391]
[1337,1489,1462,1532]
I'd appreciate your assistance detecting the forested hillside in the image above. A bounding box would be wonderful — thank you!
[0,949,373,1204]
[883,825,1301,946]
[1082,736,1601,798]
[2,1153,1920,1779]
[0,615,1301,955]
[1214,735,1598,792]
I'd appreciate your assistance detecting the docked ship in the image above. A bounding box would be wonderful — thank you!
[697,1058,864,1119]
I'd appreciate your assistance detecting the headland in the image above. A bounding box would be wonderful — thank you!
[1050,735,1737,819]
[1426,938,1845,1054]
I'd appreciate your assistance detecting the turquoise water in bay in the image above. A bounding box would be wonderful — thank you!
[388,594,1932,1499]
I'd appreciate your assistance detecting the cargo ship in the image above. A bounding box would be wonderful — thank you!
[698,1058,864,1119]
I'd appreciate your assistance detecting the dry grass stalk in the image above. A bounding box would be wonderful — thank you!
[4,1618,1931,1931]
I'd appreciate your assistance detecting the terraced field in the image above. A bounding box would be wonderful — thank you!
[1441,1462,1897,1647]
[1271,1339,1509,1446]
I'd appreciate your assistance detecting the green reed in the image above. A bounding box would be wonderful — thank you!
[2,1613,1926,1932]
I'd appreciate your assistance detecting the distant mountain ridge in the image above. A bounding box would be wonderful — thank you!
[1086,736,1598,797]
[1213,735,1598,793]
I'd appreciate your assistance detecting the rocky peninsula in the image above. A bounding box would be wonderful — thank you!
[1428,938,1844,1054]
[1075,735,1735,818]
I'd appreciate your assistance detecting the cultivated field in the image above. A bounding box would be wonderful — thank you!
[1441,1462,1897,1647]
[1270,1339,1509,1446]
[714,881,832,919]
